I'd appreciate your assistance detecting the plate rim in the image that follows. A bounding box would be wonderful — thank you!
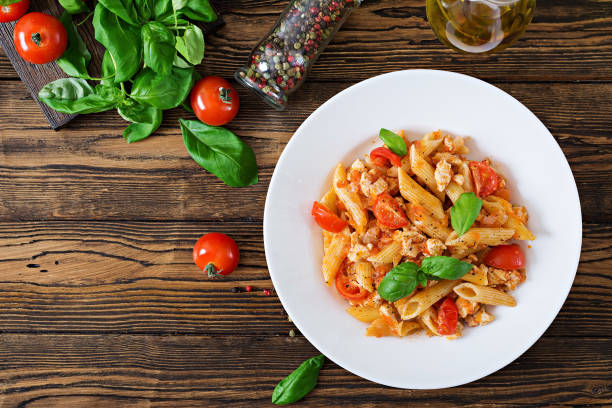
[263,69,582,389]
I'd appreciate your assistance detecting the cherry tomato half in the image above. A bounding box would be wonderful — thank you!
[193,232,240,277]
[13,12,67,64]
[437,296,458,335]
[370,147,402,168]
[0,0,29,23]
[373,192,408,229]
[469,160,500,198]
[190,76,240,126]
[311,201,347,233]
[484,244,525,270]
[335,268,369,301]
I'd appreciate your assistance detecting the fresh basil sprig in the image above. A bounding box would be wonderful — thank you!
[379,128,407,156]
[180,119,259,187]
[378,256,473,302]
[272,354,324,405]
[141,21,176,76]
[175,24,205,65]
[39,78,123,114]
[450,192,483,236]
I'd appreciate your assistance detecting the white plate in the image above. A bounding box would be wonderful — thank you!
[263,70,581,389]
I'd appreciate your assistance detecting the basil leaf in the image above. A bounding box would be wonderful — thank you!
[56,12,91,78]
[100,50,117,87]
[179,119,259,187]
[134,0,152,21]
[39,78,123,114]
[175,25,204,65]
[153,0,172,20]
[417,270,428,288]
[142,22,176,76]
[272,355,324,405]
[172,0,217,23]
[93,3,142,83]
[131,66,194,109]
[379,128,407,156]
[451,192,483,236]
[421,256,473,280]
[118,101,162,143]
[97,0,140,25]
[377,262,420,302]
[0,0,22,6]
[173,53,192,68]
[58,0,89,14]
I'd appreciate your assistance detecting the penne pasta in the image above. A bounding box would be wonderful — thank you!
[367,241,402,264]
[461,264,488,285]
[333,163,368,234]
[445,228,515,247]
[365,317,395,337]
[346,305,380,323]
[398,167,445,220]
[396,280,459,320]
[321,230,350,286]
[314,130,534,340]
[407,204,451,241]
[319,189,338,214]
[454,282,517,307]
[354,261,375,292]
[410,144,445,201]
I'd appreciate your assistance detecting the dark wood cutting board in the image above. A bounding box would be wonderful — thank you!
[0,1,224,129]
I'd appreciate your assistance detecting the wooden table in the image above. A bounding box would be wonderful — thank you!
[0,0,610,406]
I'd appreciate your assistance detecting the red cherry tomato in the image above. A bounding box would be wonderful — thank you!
[437,297,458,335]
[373,193,409,229]
[193,233,240,277]
[469,161,500,198]
[370,147,402,168]
[0,0,29,23]
[311,201,347,233]
[484,244,525,270]
[190,76,240,126]
[13,12,67,64]
[335,268,369,301]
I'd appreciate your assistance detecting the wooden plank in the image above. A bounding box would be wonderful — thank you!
[0,0,224,129]
[0,80,609,222]
[2,0,611,82]
[0,334,609,407]
[0,221,608,337]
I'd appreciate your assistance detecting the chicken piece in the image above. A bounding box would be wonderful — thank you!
[434,159,453,192]
[425,238,446,256]
[359,171,376,197]
[347,232,370,263]
[393,228,426,259]
[351,159,366,172]
[432,152,463,167]
[504,269,526,291]
[456,297,479,318]
[473,308,495,326]
[452,174,465,185]
[369,177,388,197]
[362,225,381,245]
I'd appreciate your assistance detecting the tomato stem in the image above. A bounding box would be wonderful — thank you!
[30,32,41,47]
[204,262,221,278]
[218,87,233,105]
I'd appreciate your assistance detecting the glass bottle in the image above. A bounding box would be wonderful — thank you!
[426,0,536,54]
[235,0,361,110]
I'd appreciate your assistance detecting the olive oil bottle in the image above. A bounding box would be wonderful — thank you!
[426,0,536,54]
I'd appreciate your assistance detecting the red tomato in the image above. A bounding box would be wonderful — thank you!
[437,297,458,335]
[190,76,240,126]
[311,201,347,233]
[370,147,402,167]
[484,244,525,270]
[469,161,500,198]
[193,233,240,277]
[13,12,67,64]
[373,193,408,229]
[335,269,369,301]
[0,0,29,22]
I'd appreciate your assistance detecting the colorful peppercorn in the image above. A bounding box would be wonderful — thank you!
[235,0,361,110]
[246,285,253,292]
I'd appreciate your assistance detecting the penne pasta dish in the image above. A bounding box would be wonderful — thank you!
[311,129,535,339]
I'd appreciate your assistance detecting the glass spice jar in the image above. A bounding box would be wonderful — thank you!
[235,0,361,110]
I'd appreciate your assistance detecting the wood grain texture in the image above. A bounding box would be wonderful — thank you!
[0,334,609,407]
[0,0,224,129]
[0,0,610,406]
[0,80,610,222]
[1,0,611,82]
[0,221,609,337]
